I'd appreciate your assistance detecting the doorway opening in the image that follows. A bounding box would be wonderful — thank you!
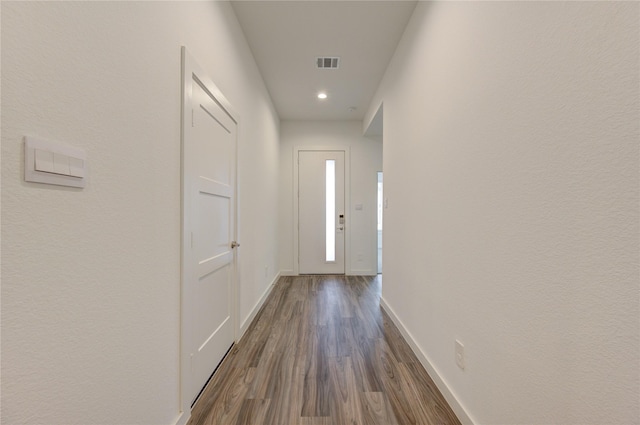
[377,171,383,274]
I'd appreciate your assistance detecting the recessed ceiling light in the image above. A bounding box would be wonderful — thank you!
[317,92,327,100]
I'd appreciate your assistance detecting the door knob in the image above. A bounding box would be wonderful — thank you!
[231,241,240,248]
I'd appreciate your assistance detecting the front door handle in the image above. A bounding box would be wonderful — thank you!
[231,241,240,249]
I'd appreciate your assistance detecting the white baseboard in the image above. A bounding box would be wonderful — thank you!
[349,269,377,276]
[380,296,475,425]
[239,272,280,338]
[280,270,378,277]
[172,411,188,425]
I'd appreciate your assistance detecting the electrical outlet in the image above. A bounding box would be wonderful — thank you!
[455,340,465,370]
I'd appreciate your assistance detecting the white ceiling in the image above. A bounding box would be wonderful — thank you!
[231,1,417,121]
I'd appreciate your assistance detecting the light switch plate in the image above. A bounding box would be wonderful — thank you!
[25,136,86,188]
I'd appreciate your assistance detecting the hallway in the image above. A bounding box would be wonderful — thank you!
[2,2,637,424]
[188,275,460,425]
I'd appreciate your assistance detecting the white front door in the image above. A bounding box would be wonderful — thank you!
[298,150,345,274]
[182,48,237,408]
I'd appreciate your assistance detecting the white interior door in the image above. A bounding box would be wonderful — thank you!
[182,48,237,408]
[298,150,345,274]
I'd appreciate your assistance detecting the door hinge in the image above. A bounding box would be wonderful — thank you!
[191,108,194,127]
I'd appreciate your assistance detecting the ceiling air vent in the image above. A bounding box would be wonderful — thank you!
[316,57,340,69]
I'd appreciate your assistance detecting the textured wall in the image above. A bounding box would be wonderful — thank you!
[1,2,279,424]
[279,121,382,275]
[366,2,639,423]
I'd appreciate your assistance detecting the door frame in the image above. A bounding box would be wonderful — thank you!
[293,146,350,275]
[179,46,240,422]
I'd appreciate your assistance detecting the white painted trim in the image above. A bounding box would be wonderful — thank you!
[172,412,189,425]
[292,148,299,275]
[293,146,351,275]
[349,269,377,276]
[239,273,280,338]
[279,269,296,276]
[379,296,476,425]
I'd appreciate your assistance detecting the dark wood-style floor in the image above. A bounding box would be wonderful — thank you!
[188,275,461,425]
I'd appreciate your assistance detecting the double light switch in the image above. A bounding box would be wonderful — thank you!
[25,136,87,188]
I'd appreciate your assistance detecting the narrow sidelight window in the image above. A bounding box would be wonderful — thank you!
[326,160,336,262]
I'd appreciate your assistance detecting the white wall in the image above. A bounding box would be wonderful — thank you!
[366,2,639,424]
[1,2,280,425]
[279,121,381,275]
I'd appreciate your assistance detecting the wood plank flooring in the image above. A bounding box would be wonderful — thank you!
[188,275,461,425]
